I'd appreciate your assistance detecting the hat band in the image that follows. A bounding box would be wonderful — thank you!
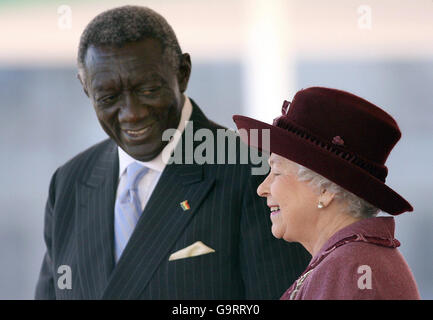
[274,117,388,183]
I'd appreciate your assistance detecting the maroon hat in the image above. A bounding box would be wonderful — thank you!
[233,87,413,215]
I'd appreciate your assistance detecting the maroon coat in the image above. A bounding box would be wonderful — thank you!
[281,217,420,300]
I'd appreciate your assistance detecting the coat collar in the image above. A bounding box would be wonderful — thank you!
[311,217,400,267]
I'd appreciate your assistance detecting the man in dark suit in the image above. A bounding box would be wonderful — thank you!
[35,5,309,299]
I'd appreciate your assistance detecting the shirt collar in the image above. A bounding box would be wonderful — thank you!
[118,95,193,177]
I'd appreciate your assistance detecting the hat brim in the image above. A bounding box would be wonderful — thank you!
[233,115,413,215]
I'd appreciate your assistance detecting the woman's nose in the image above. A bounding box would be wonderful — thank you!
[257,175,270,197]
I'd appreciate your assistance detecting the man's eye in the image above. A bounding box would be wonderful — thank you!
[137,87,160,96]
[99,95,117,104]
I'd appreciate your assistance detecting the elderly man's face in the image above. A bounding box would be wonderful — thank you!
[79,38,190,161]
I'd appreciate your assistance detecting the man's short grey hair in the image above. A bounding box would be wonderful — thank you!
[77,5,182,75]
[296,164,380,219]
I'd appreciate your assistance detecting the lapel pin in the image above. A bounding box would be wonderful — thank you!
[180,200,191,211]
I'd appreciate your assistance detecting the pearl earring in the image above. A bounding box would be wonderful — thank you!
[317,201,324,209]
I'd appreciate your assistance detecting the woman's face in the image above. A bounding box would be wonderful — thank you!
[257,153,319,242]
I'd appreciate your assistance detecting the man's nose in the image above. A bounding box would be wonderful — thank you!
[118,93,149,122]
[257,174,271,198]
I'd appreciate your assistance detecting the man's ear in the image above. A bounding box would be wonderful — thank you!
[177,53,191,93]
[77,72,89,98]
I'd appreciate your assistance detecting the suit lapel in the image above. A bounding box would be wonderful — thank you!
[75,140,118,299]
[102,102,216,299]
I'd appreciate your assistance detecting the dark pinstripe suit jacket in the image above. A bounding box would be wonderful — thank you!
[35,100,310,299]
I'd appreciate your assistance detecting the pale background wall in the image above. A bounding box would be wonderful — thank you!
[0,0,432,299]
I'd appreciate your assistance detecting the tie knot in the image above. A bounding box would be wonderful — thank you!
[125,162,148,190]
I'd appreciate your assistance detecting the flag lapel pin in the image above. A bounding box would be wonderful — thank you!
[180,200,191,211]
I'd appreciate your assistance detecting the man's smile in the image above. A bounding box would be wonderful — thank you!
[121,121,156,143]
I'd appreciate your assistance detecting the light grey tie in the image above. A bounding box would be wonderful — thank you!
[114,162,149,262]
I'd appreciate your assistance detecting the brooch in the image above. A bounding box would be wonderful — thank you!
[332,136,345,146]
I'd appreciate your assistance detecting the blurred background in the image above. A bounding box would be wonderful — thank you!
[0,0,432,299]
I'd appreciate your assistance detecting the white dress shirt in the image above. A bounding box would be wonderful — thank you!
[116,96,193,211]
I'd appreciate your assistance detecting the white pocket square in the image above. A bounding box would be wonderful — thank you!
[169,241,215,261]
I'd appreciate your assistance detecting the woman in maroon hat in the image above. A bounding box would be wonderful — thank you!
[233,87,420,300]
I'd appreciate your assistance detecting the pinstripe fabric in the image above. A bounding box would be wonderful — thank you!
[35,100,311,300]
